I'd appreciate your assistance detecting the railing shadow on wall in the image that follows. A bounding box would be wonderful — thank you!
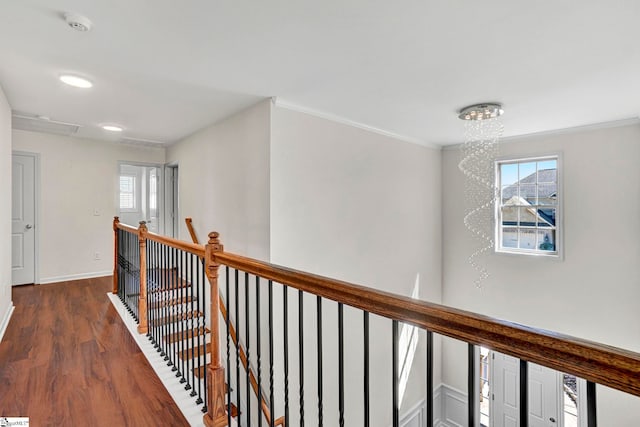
[113,217,640,427]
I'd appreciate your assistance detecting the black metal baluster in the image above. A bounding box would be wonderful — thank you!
[192,256,201,397]
[426,331,433,427]
[269,280,275,427]
[152,241,157,346]
[226,266,231,424]
[164,245,170,361]
[160,244,167,359]
[468,343,475,427]
[201,256,207,412]
[317,296,323,427]
[392,320,399,427]
[520,360,528,427]
[186,253,193,390]
[284,285,290,427]
[235,269,242,427]
[170,247,177,371]
[364,311,369,427]
[256,275,263,427]
[587,381,597,427]
[245,272,251,427]
[338,303,344,427]
[178,250,184,379]
[299,290,304,427]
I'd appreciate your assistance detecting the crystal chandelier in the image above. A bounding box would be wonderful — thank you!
[457,103,504,288]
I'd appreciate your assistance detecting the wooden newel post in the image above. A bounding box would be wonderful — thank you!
[204,231,227,427]
[113,217,120,294]
[137,221,149,335]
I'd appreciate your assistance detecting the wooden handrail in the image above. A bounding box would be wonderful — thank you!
[214,250,640,398]
[185,218,284,427]
[185,217,199,244]
[116,221,205,257]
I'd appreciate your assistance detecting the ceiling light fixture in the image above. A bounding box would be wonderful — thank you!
[457,102,504,289]
[102,125,123,132]
[60,74,93,88]
[64,13,93,32]
[458,103,504,121]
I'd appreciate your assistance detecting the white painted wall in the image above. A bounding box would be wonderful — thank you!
[11,130,165,284]
[0,85,13,340]
[271,106,443,426]
[441,123,640,425]
[166,100,271,260]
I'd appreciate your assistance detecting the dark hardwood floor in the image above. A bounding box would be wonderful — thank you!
[0,276,190,426]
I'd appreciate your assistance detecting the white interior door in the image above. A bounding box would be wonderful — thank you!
[491,353,562,427]
[11,153,36,285]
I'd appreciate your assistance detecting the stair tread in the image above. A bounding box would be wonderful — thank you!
[178,342,212,361]
[149,296,196,308]
[195,363,210,379]
[164,326,210,344]
[153,310,203,327]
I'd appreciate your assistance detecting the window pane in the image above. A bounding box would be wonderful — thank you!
[519,229,537,250]
[502,185,518,204]
[537,207,555,227]
[518,162,536,182]
[500,163,519,186]
[537,160,557,182]
[502,227,518,248]
[538,183,557,205]
[518,207,538,227]
[120,176,134,192]
[501,206,518,226]
[518,184,537,205]
[537,229,556,251]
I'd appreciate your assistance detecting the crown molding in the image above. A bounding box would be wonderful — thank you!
[442,117,640,151]
[272,97,442,150]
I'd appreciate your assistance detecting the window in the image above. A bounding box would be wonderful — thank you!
[496,156,559,256]
[119,175,136,210]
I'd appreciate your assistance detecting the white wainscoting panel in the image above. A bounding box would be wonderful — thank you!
[440,384,468,427]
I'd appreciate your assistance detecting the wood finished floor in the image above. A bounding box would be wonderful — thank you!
[0,276,190,426]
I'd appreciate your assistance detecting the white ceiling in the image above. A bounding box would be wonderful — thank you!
[1,1,639,146]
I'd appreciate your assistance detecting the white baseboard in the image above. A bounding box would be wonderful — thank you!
[0,304,15,343]
[39,271,111,285]
[107,293,206,427]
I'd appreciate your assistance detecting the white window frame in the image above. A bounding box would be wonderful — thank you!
[119,174,138,212]
[495,154,562,258]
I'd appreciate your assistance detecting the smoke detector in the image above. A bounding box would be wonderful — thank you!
[64,13,93,32]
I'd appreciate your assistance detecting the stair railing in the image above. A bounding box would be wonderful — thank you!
[204,232,640,427]
[114,219,640,427]
[185,218,285,427]
[113,217,221,423]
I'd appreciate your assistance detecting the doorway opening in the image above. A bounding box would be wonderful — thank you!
[118,163,163,234]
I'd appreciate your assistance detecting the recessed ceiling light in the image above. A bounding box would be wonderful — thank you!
[102,125,123,132]
[60,75,93,88]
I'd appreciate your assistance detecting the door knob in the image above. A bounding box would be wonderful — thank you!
[550,417,556,423]
[25,224,33,229]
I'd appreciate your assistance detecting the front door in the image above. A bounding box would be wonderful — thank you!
[11,153,36,285]
[491,353,561,427]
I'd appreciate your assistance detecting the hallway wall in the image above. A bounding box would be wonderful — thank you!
[271,105,443,426]
[12,130,165,283]
[166,100,271,261]
[0,84,12,340]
